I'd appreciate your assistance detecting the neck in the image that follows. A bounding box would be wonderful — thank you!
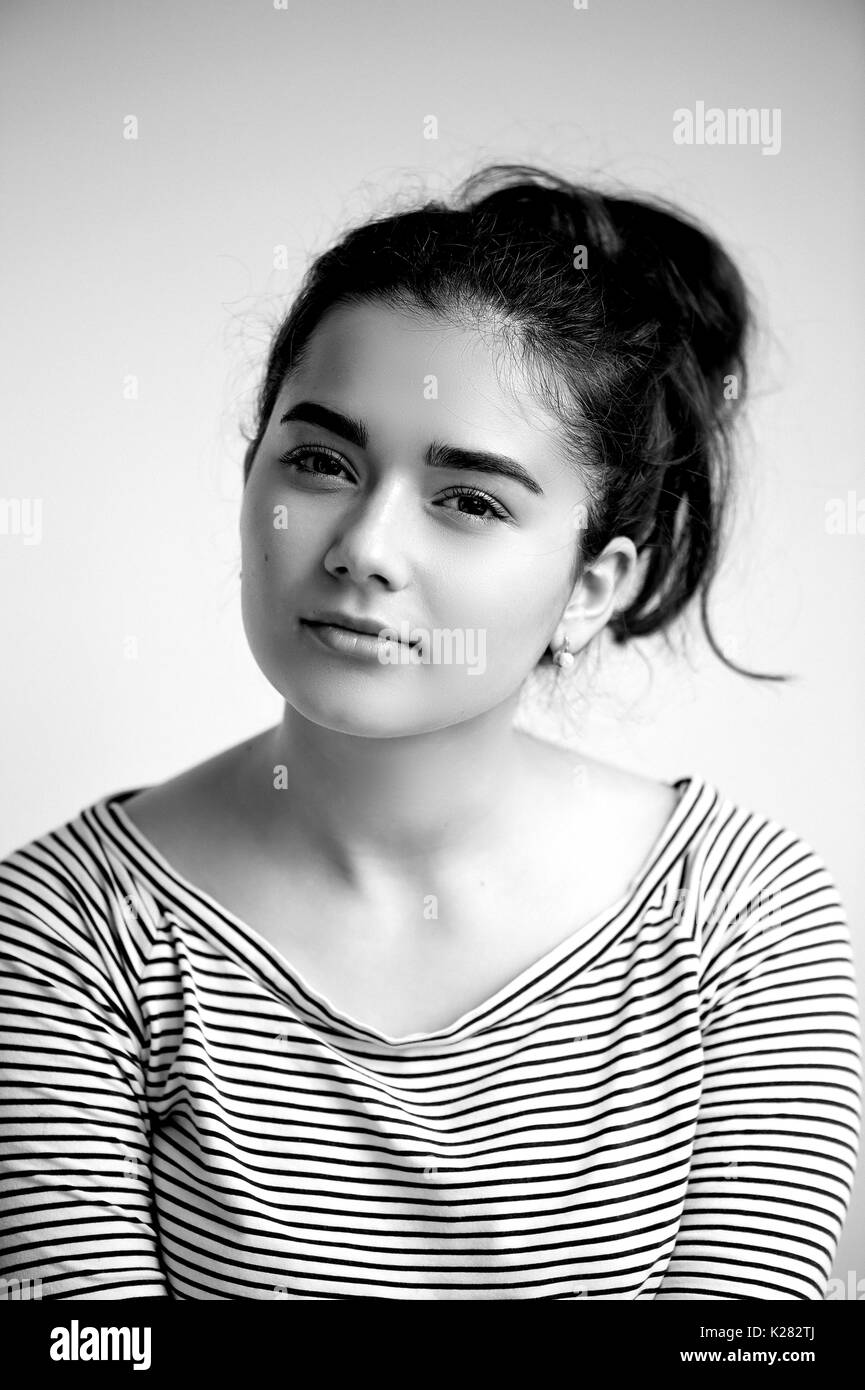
[241,700,540,888]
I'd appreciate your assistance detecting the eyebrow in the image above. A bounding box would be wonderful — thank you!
[279,400,545,497]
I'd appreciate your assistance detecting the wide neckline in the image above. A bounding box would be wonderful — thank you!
[96,773,709,1047]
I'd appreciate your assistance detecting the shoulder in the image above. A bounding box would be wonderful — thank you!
[0,795,161,972]
[662,787,856,997]
[0,806,97,913]
[0,810,152,1044]
[0,811,114,986]
[520,737,852,946]
[679,782,847,911]
[517,732,681,841]
[121,735,260,853]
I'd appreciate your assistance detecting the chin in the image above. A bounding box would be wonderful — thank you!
[273,677,486,739]
[253,658,401,730]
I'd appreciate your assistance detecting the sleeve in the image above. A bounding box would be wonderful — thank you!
[655,824,862,1300]
[0,844,171,1299]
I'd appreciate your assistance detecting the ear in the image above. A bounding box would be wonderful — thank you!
[551,537,639,651]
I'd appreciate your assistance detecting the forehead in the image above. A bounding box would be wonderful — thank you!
[281,299,568,461]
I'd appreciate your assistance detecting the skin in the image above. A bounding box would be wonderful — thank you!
[234,298,642,908]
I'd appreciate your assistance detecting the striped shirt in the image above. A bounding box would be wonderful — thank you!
[0,774,860,1301]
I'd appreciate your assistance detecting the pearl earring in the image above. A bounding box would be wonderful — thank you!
[553,637,575,669]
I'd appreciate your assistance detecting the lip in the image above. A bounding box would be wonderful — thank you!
[302,609,398,637]
[300,618,419,663]
[300,612,421,647]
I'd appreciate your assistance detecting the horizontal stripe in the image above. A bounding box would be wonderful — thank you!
[0,775,860,1300]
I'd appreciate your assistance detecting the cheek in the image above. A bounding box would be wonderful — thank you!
[440,540,572,659]
[239,499,305,644]
[240,490,313,579]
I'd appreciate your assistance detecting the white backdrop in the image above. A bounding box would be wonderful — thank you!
[1,0,862,1285]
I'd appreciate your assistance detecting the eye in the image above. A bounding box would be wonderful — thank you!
[276,448,509,526]
[438,486,510,525]
[277,445,352,480]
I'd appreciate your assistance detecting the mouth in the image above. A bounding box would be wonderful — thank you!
[299,618,422,660]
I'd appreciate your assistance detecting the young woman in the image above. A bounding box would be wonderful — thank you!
[0,164,860,1301]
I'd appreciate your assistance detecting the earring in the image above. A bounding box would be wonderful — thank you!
[553,636,575,669]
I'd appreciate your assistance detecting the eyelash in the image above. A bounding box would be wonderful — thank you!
[277,445,511,525]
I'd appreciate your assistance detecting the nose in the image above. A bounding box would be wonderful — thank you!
[323,479,412,589]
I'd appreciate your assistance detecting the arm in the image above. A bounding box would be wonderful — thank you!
[0,849,171,1299]
[655,828,861,1299]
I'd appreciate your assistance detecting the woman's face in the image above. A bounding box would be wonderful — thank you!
[240,299,616,738]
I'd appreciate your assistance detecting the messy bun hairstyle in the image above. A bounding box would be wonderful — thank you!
[242,163,788,683]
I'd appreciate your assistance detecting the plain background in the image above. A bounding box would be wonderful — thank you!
[1,0,862,1288]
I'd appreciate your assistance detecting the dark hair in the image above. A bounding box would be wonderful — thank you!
[241,162,791,682]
